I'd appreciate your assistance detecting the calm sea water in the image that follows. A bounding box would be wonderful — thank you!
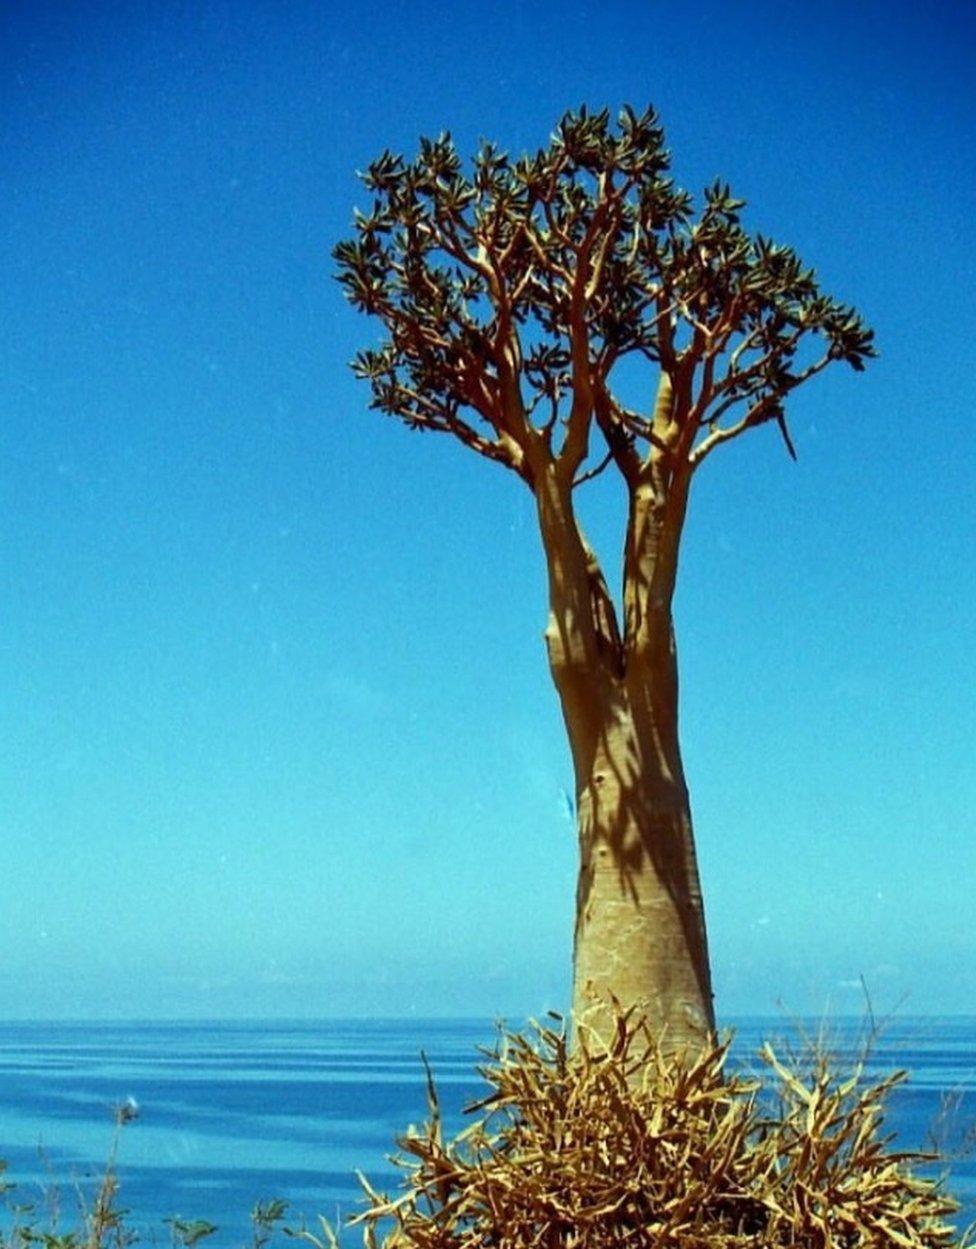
[1,1017,974,1244]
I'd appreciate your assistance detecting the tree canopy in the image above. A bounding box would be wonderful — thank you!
[335,105,875,496]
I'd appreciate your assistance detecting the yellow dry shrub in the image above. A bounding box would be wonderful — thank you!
[347,1011,970,1249]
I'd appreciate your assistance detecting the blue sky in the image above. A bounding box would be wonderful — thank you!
[2,0,974,1020]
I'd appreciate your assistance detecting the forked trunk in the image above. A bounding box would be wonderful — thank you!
[536,464,715,1052]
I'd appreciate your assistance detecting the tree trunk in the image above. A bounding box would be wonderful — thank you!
[535,464,715,1053]
[568,643,715,1052]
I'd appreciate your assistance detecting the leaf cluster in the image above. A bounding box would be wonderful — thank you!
[335,106,875,484]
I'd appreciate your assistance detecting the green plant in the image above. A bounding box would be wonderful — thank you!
[0,1102,138,1249]
[251,1200,290,1249]
[0,1100,291,1249]
[164,1218,219,1248]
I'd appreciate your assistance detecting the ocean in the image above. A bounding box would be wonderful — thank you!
[1,1017,974,1244]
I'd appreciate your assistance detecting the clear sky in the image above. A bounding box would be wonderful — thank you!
[2,0,974,1021]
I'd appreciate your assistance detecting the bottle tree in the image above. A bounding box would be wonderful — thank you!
[335,107,874,1050]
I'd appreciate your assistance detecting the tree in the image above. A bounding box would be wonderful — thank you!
[335,106,874,1051]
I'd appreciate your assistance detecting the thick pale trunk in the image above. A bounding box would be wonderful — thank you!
[569,666,714,1052]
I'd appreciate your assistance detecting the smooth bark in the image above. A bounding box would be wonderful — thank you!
[569,640,714,1052]
[537,460,715,1052]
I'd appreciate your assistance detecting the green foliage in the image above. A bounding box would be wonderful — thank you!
[0,1119,137,1249]
[335,105,875,479]
[164,1219,219,1248]
[250,1200,290,1249]
[346,1013,970,1249]
[0,1122,292,1249]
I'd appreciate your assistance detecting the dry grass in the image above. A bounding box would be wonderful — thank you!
[343,1011,971,1249]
